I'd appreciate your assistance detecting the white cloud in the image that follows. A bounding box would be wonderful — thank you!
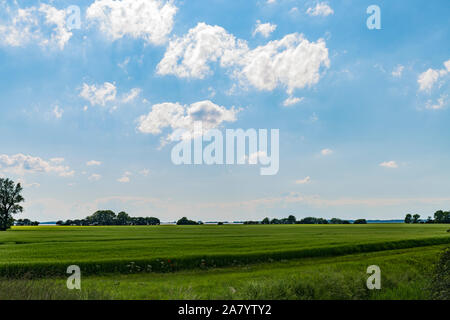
[445,60,450,72]
[321,148,333,156]
[50,158,65,164]
[425,94,447,110]
[79,83,142,108]
[295,176,311,184]
[157,23,247,79]
[79,82,117,106]
[53,105,63,119]
[86,160,102,166]
[283,96,304,107]
[252,20,277,38]
[38,4,73,50]
[157,23,329,94]
[0,3,72,50]
[379,161,398,168]
[392,65,404,78]
[418,68,440,92]
[418,59,450,92]
[306,3,334,17]
[121,88,141,103]
[118,171,132,183]
[137,100,238,142]
[140,169,150,177]
[267,0,277,4]
[0,154,74,177]
[88,173,102,181]
[247,151,269,164]
[86,0,177,45]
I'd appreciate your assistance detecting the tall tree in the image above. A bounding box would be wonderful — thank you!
[0,178,24,231]
[404,214,412,224]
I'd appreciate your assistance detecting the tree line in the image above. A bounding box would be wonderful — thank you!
[56,210,160,226]
[243,215,367,225]
[404,211,450,224]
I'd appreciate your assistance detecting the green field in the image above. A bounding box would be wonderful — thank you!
[0,224,448,299]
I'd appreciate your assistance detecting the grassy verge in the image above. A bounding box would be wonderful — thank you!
[1,236,449,278]
[0,244,442,300]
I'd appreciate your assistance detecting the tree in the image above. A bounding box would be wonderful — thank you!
[412,214,421,224]
[434,210,450,224]
[88,210,116,225]
[176,217,198,225]
[287,215,296,224]
[261,217,270,224]
[117,211,130,225]
[404,214,412,224]
[0,178,24,231]
[353,219,367,224]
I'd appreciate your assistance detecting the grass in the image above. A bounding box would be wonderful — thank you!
[0,224,448,299]
[0,244,446,300]
[0,224,449,277]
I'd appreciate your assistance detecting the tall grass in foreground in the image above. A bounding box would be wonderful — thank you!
[1,236,449,278]
[0,277,110,300]
[0,246,447,300]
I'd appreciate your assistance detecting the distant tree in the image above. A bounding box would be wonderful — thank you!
[434,210,450,224]
[217,222,224,225]
[270,218,281,224]
[261,217,270,224]
[353,219,367,224]
[88,210,116,225]
[296,217,329,224]
[117,211,130,225]
[287,215,296,224]
[56,220,64,226]
[425,216,434,224]
[0,178,24,231]
[176,217,198,225]
[243,221,260,225]
[412,214,421,224]
[16,219,39,226]
[404,214,412,224]
[145,217,160,225]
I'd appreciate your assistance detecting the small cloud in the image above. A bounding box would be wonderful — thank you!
[88,173,102,181]
[392,65,404,78]
[121,88,141,103]
[118,171,132,183]
[379,161,398,168]
[246,151,268,164]
[306,3,334,17]
[295,176,311,184]
[425,94,447,110]
[252,20,277,38]
[53,105,63,119]
[140,169,150,177]
[79,82,117,106]
[50,158,65,164]
[321,148,333,156]
[86,160,102,166]
[283,96,304,107]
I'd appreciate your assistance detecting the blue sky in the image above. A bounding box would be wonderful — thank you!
[0,0,449,222]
